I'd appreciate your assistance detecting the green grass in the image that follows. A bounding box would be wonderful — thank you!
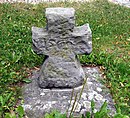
[0,0,130,117]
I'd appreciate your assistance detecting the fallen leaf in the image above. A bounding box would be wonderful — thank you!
[120,82,124,87]
[126,38,130,41]
[116,42,119,44]
[22,79,32,83]
[34,67,40,70]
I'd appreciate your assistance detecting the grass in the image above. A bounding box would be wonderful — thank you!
[0,0,130,117]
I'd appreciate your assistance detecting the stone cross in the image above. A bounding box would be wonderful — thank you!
[32,8,92,88]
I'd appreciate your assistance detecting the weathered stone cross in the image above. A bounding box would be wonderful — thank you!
[32,8,92,88]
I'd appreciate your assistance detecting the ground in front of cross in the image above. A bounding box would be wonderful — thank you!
[22,67,116,118]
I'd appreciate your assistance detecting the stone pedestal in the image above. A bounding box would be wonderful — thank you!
[23,67,116,118]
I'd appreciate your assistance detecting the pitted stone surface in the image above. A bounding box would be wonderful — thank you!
[23,67,116,118]
[32,8,92,88]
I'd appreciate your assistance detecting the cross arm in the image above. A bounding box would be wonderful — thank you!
[32,27,48,55]
[70,24,92,55]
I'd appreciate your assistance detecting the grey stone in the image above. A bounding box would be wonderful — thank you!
[32,8,92,88]
[23,67,116,118]
[108,0,130,8]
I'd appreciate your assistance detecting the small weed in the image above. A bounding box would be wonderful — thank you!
[44,101,129,118]
[4,106,24,118]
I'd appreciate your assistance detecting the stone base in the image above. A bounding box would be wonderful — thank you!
[22,67,116,118]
